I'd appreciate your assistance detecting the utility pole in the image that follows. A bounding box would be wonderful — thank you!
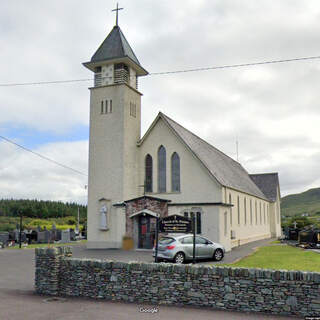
[19,211,22,249]
[154,216,159,263]
[77,207,80,234]
[192,215,196,264]
[236,137,239,162]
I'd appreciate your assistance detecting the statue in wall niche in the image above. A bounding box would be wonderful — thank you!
[100,205,108,230]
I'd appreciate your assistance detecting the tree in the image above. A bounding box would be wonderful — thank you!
[288,216,312,229]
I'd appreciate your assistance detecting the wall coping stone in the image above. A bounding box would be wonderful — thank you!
[47,254,320,282]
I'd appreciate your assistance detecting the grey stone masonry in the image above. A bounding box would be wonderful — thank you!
[35,247,320,318]
[35,247,72,296]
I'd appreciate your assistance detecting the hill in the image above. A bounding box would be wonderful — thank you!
[281,188,320,217]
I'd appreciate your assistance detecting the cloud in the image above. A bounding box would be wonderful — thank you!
[1,0,320,201]
[0,140,88,203]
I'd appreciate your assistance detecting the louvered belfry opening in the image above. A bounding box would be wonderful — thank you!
[94,66,102,87]
[114,63,129,84]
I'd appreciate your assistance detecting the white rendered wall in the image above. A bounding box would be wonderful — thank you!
[226,188,271,248]
[168,205,224,250]
[101,64,114,86]
[138,118,222,203]
[269,186,282,238]
[87,83,141,248]
[129,67,137,88]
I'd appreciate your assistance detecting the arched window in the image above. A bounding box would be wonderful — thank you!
[158,146,166,192]
[171,152,180,192]
[244,197,247,225]
[229,194,232,226]
[145,154,153,192]
[237,196,240,225]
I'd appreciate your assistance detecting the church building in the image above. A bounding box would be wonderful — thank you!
[84,17,282,252]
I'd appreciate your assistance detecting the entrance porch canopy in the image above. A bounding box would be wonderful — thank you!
[129,209,160,219]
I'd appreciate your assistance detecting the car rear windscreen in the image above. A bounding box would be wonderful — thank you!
[159,237,175,244]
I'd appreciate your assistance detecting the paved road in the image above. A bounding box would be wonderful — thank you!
[0,239,298,320]
[71,237,276,264]
[0,290,297,320]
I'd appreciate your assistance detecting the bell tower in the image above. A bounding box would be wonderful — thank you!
[84,9,148,248]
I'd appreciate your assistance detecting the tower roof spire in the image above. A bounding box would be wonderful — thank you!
[112,3,123,26]
[83,4,148,77]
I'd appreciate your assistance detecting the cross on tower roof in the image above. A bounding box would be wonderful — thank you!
[112,3,124,26]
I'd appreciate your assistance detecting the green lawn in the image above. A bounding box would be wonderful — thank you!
[7,240,87,250]
[222,245,320,272]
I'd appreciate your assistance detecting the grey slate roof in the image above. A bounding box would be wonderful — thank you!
[159,113,269,200]
[249,173,280,202]
[91,26,141,66]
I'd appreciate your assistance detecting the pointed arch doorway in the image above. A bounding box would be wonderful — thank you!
[129,209,159,249]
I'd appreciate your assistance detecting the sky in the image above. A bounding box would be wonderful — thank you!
[1,0,320,204]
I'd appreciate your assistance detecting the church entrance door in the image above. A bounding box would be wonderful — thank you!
[138,215,156,249]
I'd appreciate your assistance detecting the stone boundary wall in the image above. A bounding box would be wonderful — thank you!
[35,247,320,318]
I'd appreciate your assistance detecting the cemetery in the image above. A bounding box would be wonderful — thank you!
[282,226,320,249]
[298,229,320,248]
[0,225,86,249]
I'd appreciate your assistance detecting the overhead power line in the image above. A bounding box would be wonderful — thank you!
[0,78,93,87]
[0,55,319,87]
[148,55,320,75]
[0,135,88,177]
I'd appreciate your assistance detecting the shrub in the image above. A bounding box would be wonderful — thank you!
[0,223,15,232]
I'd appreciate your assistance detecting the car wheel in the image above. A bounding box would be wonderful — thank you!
[174,252,185,264]
[213,249,224,261]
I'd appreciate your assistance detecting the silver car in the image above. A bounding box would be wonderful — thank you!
[152,234,225,264]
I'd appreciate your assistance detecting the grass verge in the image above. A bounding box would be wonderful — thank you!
[221,245,320,272]
[6,240,87,249]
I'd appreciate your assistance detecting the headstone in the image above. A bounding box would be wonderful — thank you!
[20,232,27,243]
[56,229,62,241]
[14,229,19,242]
[8,231,15,241]
[0,232,9,247]
[31,230,38,243]
[37,231,46,243]
[61,230,71,243]
[44,230,51,243]
[69,229,76,241]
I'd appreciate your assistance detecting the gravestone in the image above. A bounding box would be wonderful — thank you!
[51,224,57,241]
[69,229,76,241]
[61,230,71,243]
[14,229,19,242]
[8,231,15,241]
[20,232,27,242]
[0,232,9,247]
[56,229,62,241]
[31,230,38,243]
[44,230,51,243]
[37,231,46,243]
